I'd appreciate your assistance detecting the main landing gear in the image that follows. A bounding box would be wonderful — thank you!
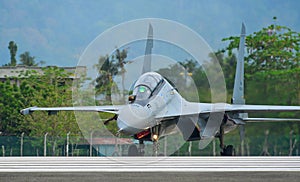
[220,145,235,156]
[218,115,235,156]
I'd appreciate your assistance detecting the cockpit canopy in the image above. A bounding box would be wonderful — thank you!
[132,72,163,101]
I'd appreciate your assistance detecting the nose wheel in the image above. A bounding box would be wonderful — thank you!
[128,144,139,156]
[128,140,145,156]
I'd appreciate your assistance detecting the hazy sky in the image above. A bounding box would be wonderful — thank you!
[1,0,299,66]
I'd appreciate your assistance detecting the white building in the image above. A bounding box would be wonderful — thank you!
[0,65,86,86]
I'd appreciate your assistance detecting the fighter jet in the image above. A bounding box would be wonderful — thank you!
[21,23,300,156]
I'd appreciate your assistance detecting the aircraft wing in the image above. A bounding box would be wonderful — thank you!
[223,104,300,113]
[156,102,300,119]
[155,102,300,149]
[20,105,124,115]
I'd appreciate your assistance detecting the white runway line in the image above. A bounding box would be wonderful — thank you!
[0,157,300,172]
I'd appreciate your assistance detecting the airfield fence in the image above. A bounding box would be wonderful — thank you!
[0,132,299,157]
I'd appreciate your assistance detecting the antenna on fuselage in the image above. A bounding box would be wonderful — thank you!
[232,23,246,105]
[142,23,153,74]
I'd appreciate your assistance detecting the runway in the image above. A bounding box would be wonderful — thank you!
[0,156,300,172]
[1,172,300,182]
[1,157,300,182]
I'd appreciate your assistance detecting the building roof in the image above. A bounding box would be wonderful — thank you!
[0,65,86,79]
[77,137,133,145]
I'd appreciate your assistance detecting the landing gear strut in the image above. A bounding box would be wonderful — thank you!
[219,115,235,156]
[152,141,159,156]
[138,140,145,156]
[151,125,160,156]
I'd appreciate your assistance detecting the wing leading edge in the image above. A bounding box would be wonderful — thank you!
[20,105,124,115]
[224,104,300,113]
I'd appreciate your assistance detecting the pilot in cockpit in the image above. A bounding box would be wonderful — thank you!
[128,72,163,104]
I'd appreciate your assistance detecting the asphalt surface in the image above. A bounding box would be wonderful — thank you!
[1,172,300,182]
[0,157,300,181]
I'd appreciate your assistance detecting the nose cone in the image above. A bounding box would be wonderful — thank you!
[117,104,152,135]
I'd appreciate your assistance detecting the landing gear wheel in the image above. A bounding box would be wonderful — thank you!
[221,145,235,156]
[128,144,139,156]
[219,115,235,156]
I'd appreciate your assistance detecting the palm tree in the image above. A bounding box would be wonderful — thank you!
[8,41,18,66]
[94,55,118,102]
[93,48,129,103]
[115,48,128,98]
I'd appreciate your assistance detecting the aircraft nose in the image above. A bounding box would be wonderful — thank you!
[117,104,152,134]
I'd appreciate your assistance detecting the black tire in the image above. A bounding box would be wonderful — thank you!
[128,144,139,156]
[221,145,235,156]
[225,145,235,156]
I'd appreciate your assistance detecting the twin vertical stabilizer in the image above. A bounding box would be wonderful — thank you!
[232,23,246,105]
[142,24,153,74]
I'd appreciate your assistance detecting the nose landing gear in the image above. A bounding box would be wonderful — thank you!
[151,125,160,156]
[128,140,145,156]
[128,125,161,156]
